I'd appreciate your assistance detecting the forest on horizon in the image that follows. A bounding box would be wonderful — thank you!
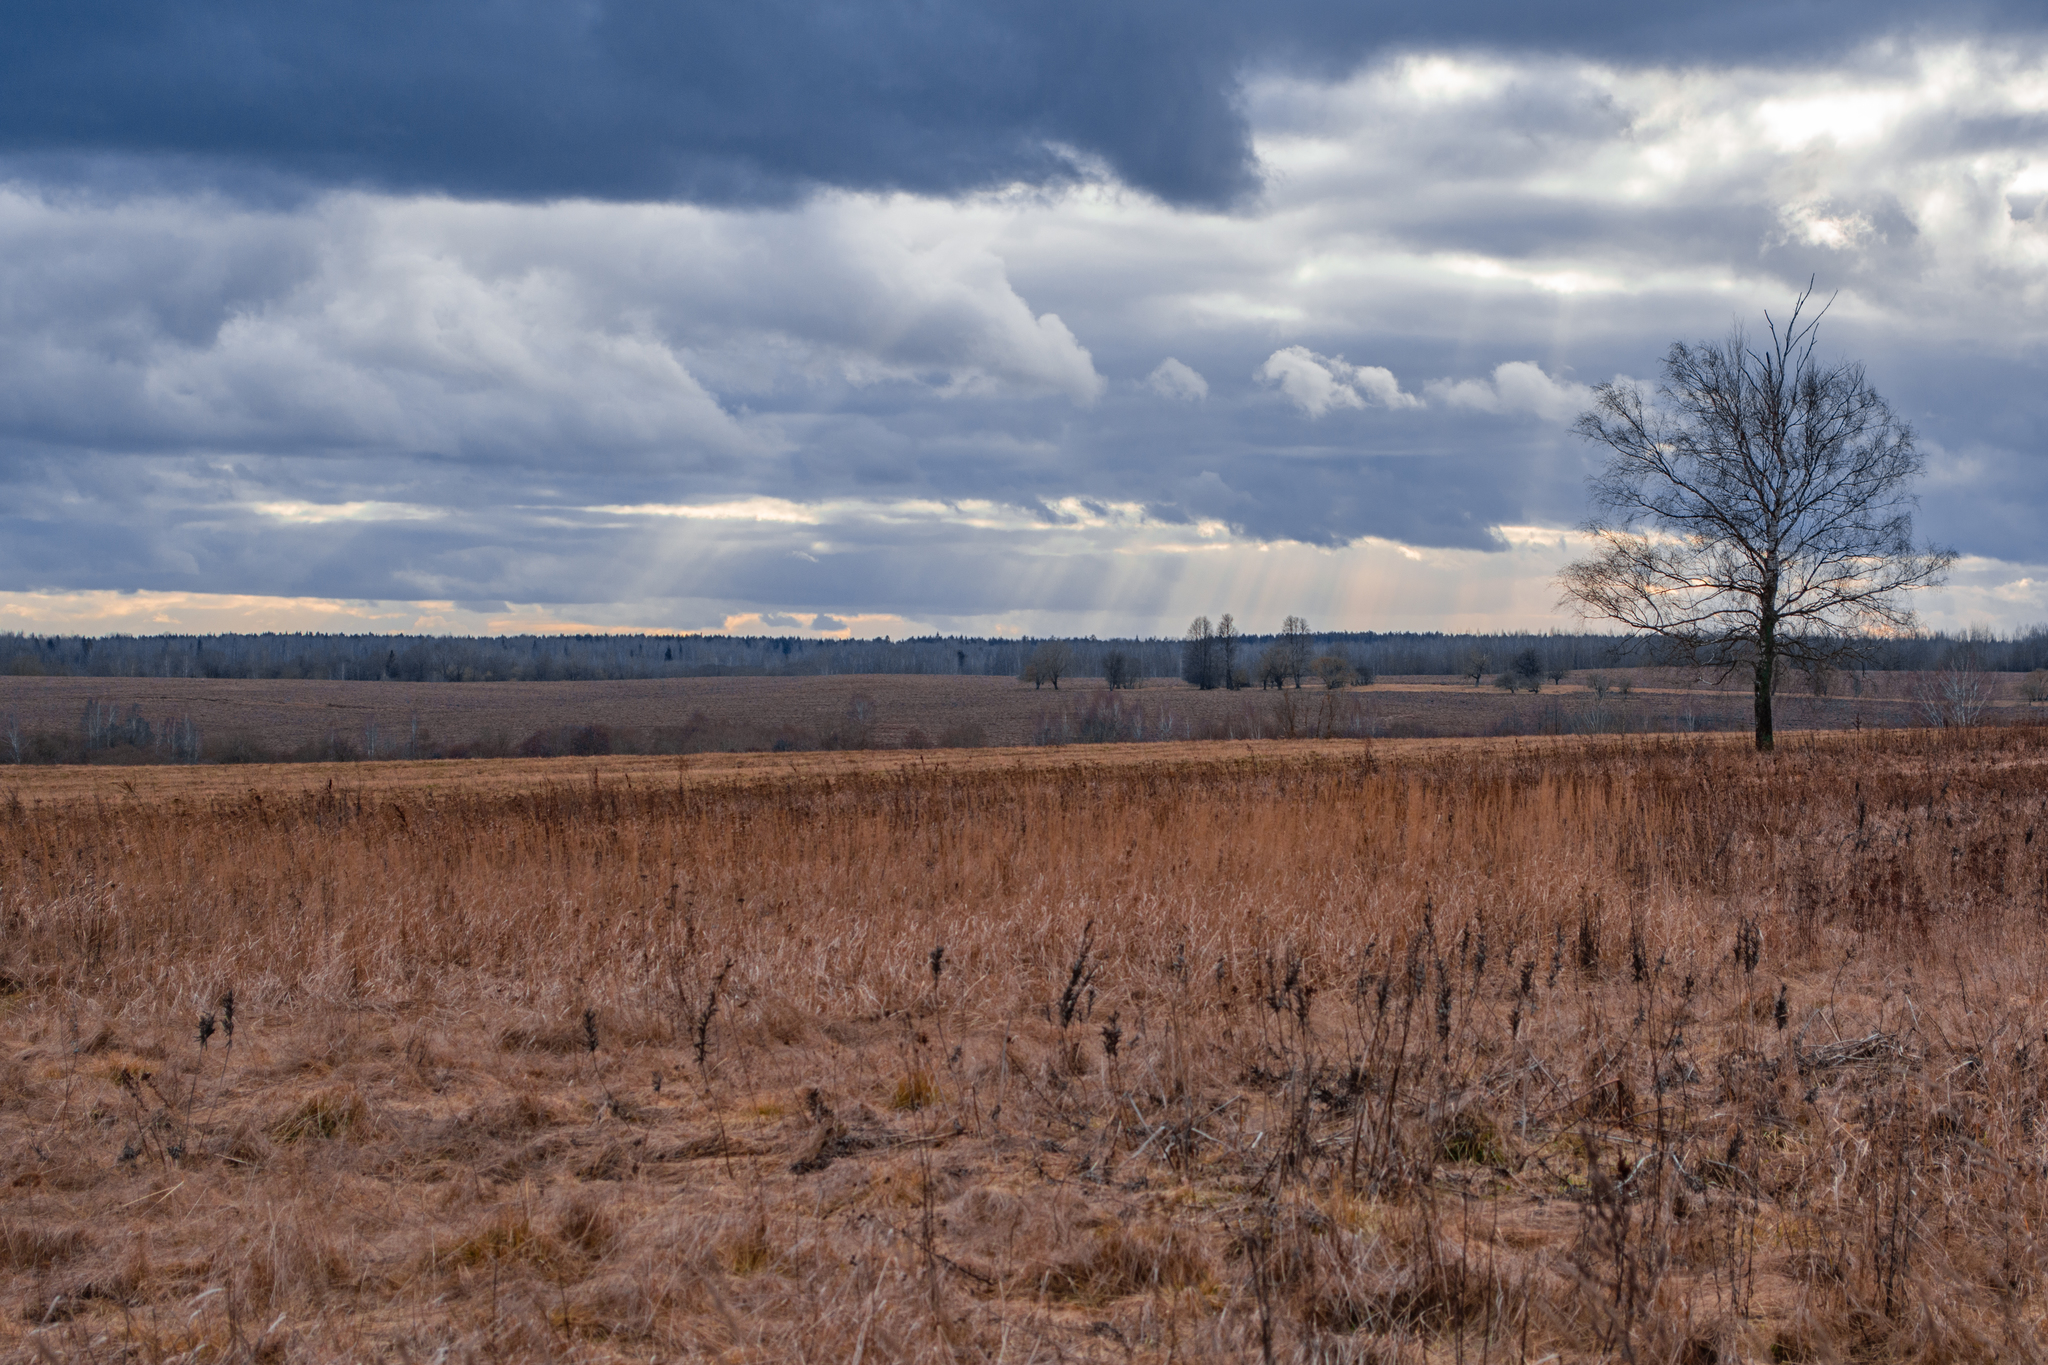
[4,625,2045,684]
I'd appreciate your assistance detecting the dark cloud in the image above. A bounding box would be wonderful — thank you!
[2,0,2037,209]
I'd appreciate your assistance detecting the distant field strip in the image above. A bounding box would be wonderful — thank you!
[0,668,2001,764]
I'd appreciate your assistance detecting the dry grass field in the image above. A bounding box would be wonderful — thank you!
[0,667,2021,762]
[5,725,2048,1362]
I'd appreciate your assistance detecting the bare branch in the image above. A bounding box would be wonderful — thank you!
[1559,293,1954,750]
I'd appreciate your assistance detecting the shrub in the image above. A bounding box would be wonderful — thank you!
[936,721,987,748]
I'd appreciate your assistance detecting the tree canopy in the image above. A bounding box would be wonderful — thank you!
[1560,288,1953,750]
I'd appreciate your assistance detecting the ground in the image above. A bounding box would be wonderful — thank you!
[4,726,2048,1361]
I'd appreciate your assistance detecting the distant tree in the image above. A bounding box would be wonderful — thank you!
[1312,654,1355,689]
[1546,660,1570,687]
[1512,649,1544,691]
[1915,663,1990,729]
[2024,669,2048,706]
[1464,651,1490,686]
[1560,286,1953,751]
[1494,671,1520,694]
[1217,614,1242,690]
[1256,646,1289,690]
[1279,615,1314,687]
[1023,641,1074,689]
[1181,617,1220,689]
[842,695,878,747]
[1101,649,1137,690]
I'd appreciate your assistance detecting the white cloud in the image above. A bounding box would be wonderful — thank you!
[584,497,824,524]
[0,187,1110,470]
[1146,356,1209,401]
[1257,345,1421,416]
[250,500,445,523]
[1425,362,1596,422]
[1240,43,2048,338]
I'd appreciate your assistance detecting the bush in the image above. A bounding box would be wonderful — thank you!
[936,721,988,748]
[208,731,282,763]
[516,724,614,758]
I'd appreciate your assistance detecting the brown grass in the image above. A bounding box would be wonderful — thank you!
[3,725,2048,1360]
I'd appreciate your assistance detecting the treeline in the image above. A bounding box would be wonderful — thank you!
[2,624,2045,684]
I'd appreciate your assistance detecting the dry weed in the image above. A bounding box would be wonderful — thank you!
[0,725,2045,1360]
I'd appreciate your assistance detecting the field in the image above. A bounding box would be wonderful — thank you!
[0,667,2024,762]
[5,726,2048,1362]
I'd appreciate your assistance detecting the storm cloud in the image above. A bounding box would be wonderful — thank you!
[7,0,2042,209]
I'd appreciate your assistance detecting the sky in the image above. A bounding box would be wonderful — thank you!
[1,1,2044,640]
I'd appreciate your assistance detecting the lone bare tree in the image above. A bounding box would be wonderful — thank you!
[1217,613,1243,689]
[1560,287,1953,750]
[1279,615,1314,687]
[1182,616,1220,689]
[1101,649,1137,690]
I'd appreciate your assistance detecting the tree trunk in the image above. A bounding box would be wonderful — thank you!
[1753,604,1777,752]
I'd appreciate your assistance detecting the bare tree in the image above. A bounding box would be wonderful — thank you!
[1101,649,1137,690]
[1279,615,1314,687]
[1915,663,1991,729]
[1463,650,1490,687]
[1022,641,1073,689]
[1217,614,1243,689]
[1511,648,1544,691]
[1181,617,1220,690]
[1560,287,1953,750]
